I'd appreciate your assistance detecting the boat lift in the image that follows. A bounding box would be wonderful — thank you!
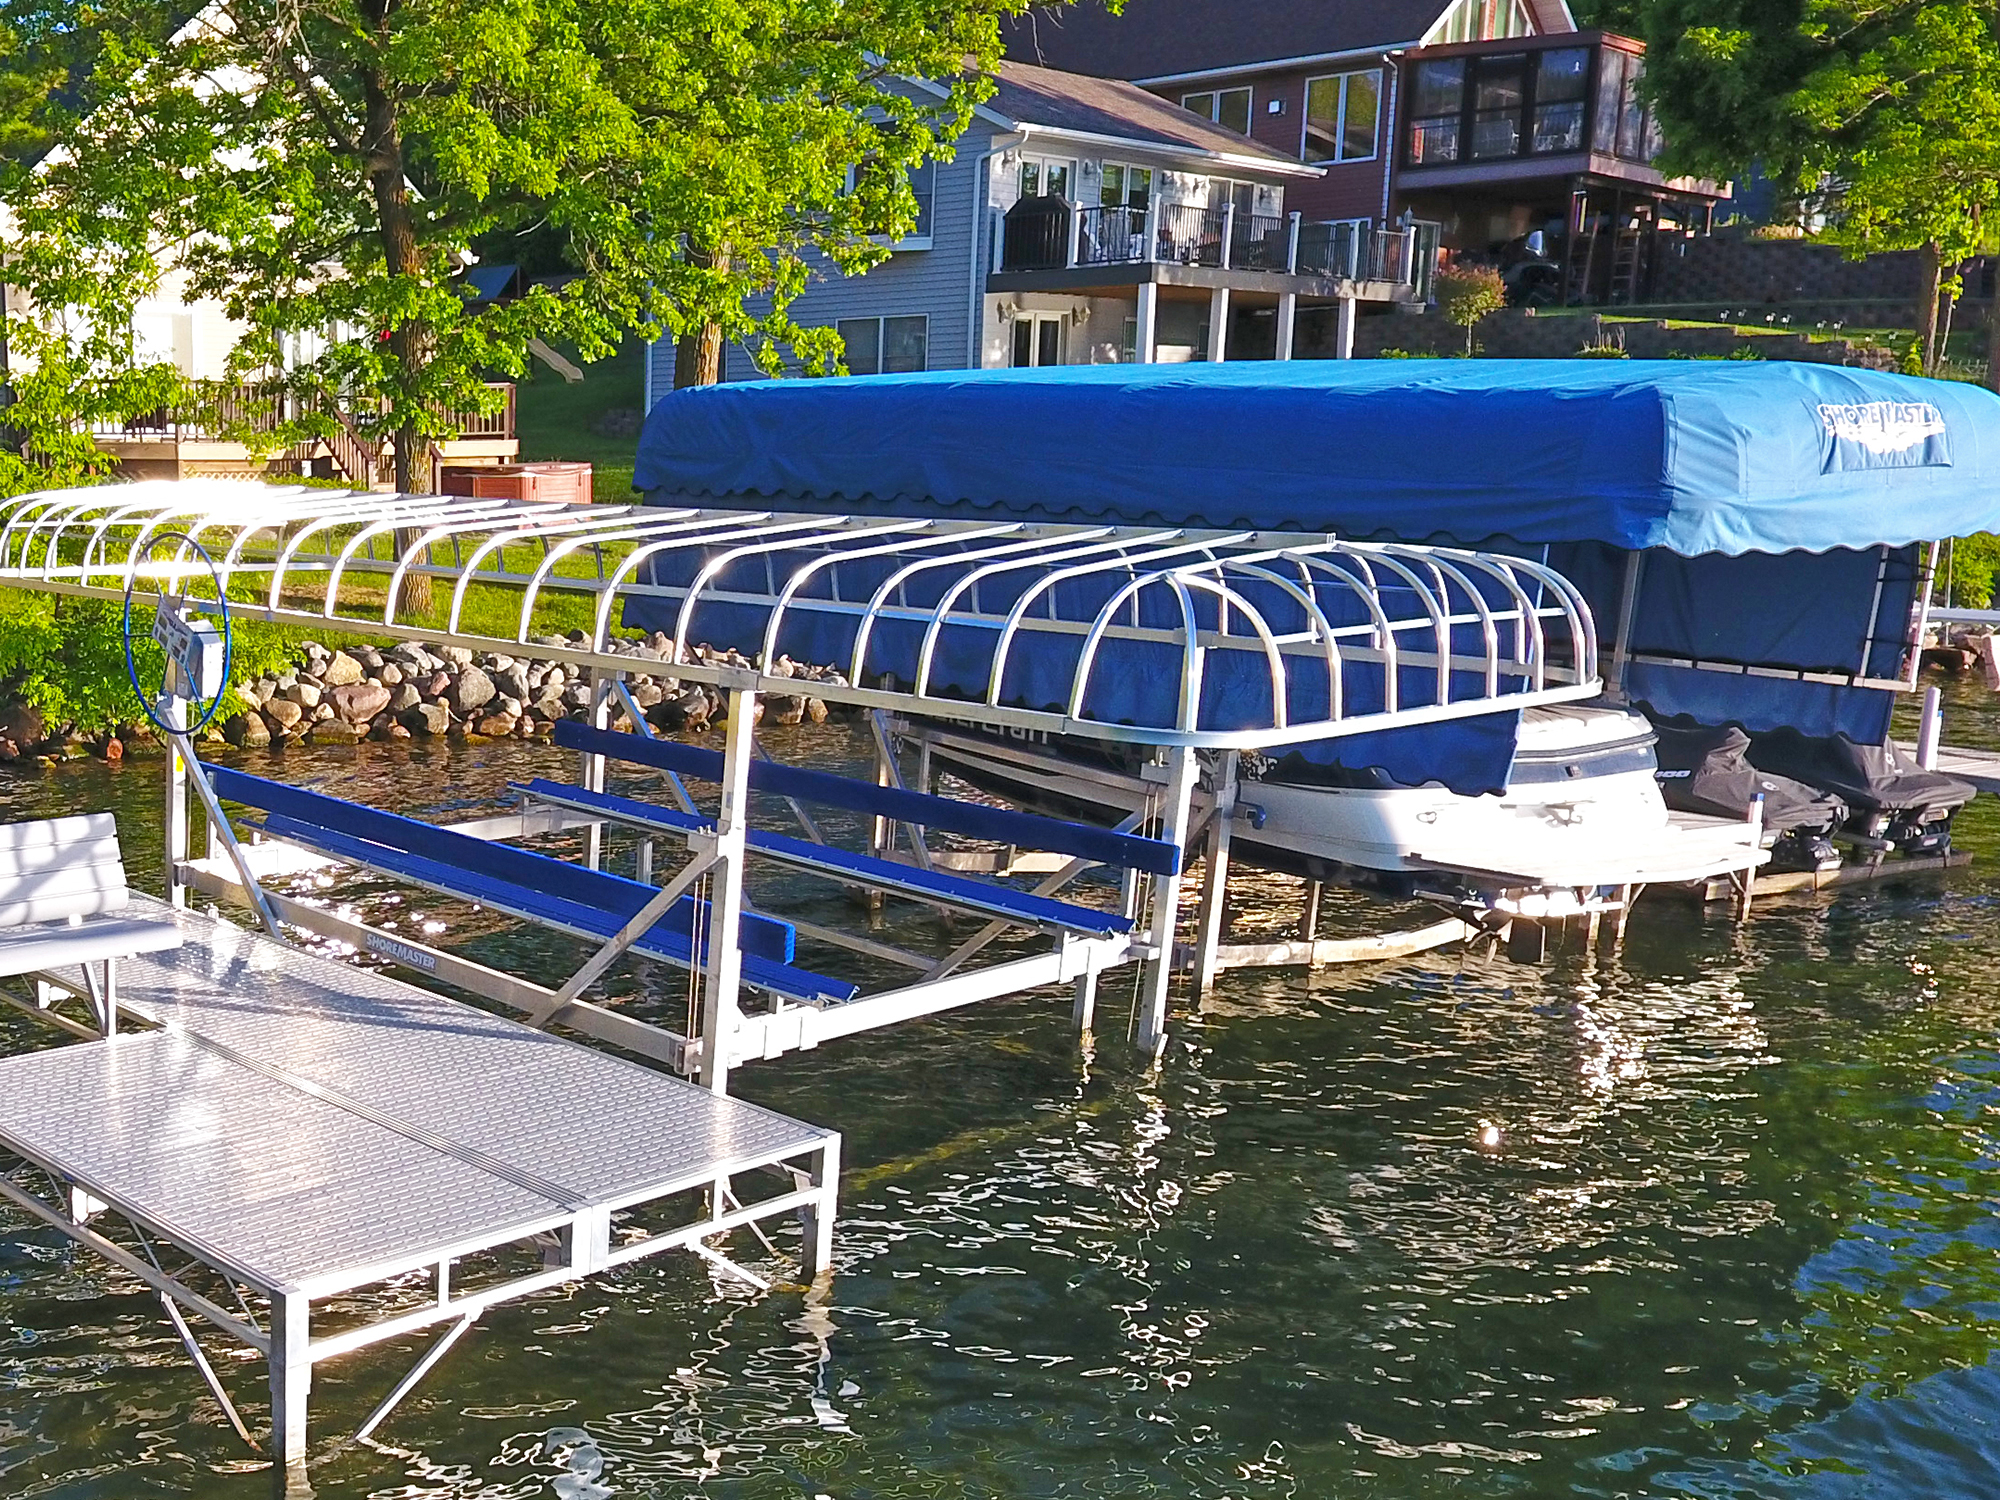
[0,480,1608,1081]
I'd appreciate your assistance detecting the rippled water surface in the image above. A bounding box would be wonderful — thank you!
[9,688,2000,1497]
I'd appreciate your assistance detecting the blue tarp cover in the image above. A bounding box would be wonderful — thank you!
[634,361,2000,556]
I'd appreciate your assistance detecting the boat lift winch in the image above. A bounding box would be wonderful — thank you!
[0,479,1622,1079]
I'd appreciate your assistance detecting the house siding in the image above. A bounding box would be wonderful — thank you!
[1144,63,1394,226]
[643,130,988,407]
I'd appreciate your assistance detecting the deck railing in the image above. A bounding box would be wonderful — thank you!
[999,199,1426,291]
[86,381,518,446]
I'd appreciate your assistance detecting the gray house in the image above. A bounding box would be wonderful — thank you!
[643,60,1431,400]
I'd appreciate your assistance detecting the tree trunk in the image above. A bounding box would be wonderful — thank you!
[674,323,723,387]
[361,53,432,614]
[1987,267,2000,397]
[1917,240,1943,375]
[672,244,728,389]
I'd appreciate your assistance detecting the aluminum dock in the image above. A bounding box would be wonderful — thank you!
[0,897,838,1492]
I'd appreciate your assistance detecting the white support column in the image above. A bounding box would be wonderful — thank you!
[583,667,611,870]
[1208,287,1231,362]
[269,1293,312,1494]
[1193,751,1239,1001]
[696,680,757,1095]
[1134,281,1159,365]
[1285,210,1302,273]
[1275,292,1298,361]
[1137,745,1198,1056]
[799,1135,841,1280]
[162,673,190,908]
[1336,293,1357,360]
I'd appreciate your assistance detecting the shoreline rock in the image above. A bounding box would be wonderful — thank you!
[2,631,852,764]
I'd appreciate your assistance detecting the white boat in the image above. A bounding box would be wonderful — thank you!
[900,704,1771,924]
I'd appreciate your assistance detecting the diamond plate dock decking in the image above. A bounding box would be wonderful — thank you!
[0,898,839,1489]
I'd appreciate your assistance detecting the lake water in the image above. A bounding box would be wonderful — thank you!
[7,686,2000,1498]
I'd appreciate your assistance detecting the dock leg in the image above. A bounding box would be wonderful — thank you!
[1137,747,1198,1056]
[1192,753,1238,1004]
[1507,918,1547,965]
[696,682,757,1097]
[799,1136,840,1281]
[1072,967,1099,1037]
[269,1293,312,1497]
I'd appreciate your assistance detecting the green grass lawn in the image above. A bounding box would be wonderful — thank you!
[512,336,648,501]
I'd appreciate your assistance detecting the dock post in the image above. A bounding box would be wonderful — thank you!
[1192,751,1239,1001]
[1917,686,1943,770]
[800,1134,841,1280]
[269,1293,312,1495]
[1137,746,1198,1055]
[1072,965,1099,1036]
[696,680,757,1096]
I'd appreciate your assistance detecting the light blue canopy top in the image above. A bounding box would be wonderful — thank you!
[633,360,2000,556]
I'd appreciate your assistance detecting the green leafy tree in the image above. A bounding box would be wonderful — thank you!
[1632,1,2000,383]
[0,0,1040,500]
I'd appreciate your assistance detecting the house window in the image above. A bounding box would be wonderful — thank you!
[1531,48,1590,153]
[1019,155,1075,200]
[1100,162,1153,210]
[847,158,937,242]
[1011,314,1065,368]
[1182,86,1252,136]
[1408,59,1465,165]
[909,161,935,238]
[1433,0,1535,43]
[1596,50,1658,161]
[1471,54,1527,159]
[836,315,928,375]
[1302,70,1382,163]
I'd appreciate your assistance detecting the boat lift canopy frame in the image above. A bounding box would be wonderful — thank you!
[0,480,1601,753]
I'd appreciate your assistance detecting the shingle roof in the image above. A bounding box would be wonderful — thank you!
[1004,0,1454,81]
[983,59,1310,167]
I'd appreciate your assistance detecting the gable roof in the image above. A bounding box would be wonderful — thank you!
[979,59,1315,171]
[1004,0,1572,84]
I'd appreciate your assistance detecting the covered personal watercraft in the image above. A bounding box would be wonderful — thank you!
[1649,721,1847,873]
[1746,729,1976,855]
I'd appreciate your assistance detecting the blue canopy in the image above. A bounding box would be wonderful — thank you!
[633,360,2000,556]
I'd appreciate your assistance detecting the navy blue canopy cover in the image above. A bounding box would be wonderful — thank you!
[634,360,2000,555]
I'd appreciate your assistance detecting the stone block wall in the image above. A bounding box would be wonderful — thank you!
[1347,307,1896,368]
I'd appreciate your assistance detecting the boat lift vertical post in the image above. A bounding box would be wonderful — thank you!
[1193,750,1240,1000]
[696,675,758,1096]
[163,665,191,910]
[1608,550,1646,695]
[582,668,611,870]
[1137,744,1198,1055]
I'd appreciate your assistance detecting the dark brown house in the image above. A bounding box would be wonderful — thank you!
[1006,0,1730,304]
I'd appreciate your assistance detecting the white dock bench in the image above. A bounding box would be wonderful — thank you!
[0,898,839,1488]
[0,813,181,1035]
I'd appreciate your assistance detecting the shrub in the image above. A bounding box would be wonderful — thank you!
[1947,534,2000,610]
[1432,264,1508,356]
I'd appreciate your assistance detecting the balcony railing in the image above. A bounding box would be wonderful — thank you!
[1001,198,1425,291]
[86,381,518,445]
[1293,223,1421,286]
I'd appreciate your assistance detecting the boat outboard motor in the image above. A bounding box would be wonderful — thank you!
[1746,729,1976,855]
[1650,720,1846,873]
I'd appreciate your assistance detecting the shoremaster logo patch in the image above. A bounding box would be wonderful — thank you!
[1816,400,1951,472]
